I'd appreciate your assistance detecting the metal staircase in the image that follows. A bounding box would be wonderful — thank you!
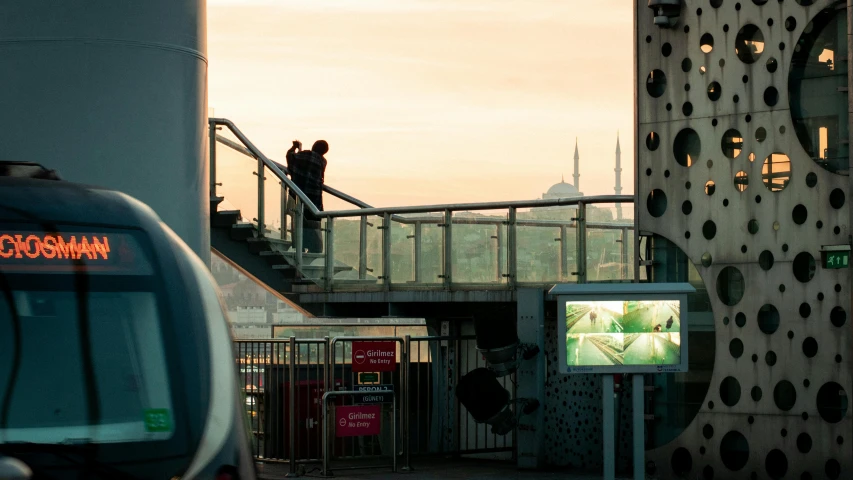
[208,118,637,309]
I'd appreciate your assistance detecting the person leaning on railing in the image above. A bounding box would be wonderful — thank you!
[285,139,329,253]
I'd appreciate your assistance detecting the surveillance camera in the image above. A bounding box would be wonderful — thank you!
[455,368,541,436]
[473,317,540,377]
[648,0,681,29]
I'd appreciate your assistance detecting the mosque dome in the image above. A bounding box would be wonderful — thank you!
[545,181,580,198]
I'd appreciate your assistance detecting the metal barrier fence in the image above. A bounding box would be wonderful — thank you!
[234,335,515,471]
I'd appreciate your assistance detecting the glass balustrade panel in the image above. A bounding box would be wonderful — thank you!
[389,218,414,285]
[262,164,285,240]
[586,202,635,282]
[451,209,507,285]
[214,131,259,227]
[515,206,571,284]
[330,215,382,289]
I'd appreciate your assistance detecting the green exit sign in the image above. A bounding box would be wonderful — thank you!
[358,372,380,384]
[825,251,849,269]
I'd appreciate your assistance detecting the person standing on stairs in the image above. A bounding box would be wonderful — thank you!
[286,139,328,253]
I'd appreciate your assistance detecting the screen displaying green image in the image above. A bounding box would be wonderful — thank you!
[565,300,681,366]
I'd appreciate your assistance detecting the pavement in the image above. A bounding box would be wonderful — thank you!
[255,459,635,479]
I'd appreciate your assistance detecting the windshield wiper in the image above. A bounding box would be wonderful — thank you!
[0,442,140,480]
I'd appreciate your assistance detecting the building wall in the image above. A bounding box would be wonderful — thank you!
[636,1,851,478]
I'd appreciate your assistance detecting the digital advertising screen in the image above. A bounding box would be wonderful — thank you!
[551,284,693,374]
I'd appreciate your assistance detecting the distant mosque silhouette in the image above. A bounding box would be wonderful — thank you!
[541,133,623,219]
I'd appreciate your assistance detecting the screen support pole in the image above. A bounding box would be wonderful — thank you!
[632,374,645,480]
[602,374,615,480]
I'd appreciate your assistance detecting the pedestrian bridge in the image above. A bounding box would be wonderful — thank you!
[208,118,637,315]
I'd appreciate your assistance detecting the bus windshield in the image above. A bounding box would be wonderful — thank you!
[0,226,176,445]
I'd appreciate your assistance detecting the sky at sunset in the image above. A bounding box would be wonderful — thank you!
[208,0,634,208]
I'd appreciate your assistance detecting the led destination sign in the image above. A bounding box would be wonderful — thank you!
[0,230,152,275]
[0,233,111,260]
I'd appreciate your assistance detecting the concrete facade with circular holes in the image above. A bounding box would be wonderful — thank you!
[636,1,851,478]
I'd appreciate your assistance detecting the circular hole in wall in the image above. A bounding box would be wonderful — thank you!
[647,70,667,97]
[763,153,791,191]
[674,129,701,167]
[735,25,765,64]
[720,431,749,471]
[758,304,780,333]
[802,337,818,357]
[722,129,743,158]
[774,380,797,411]
[646,132,660,151]
[734,171,749,192]
[717,266,745,306]
[647,189,668,217]
[817,382,848,423]
[700,33,715,53]
[793,252,816,283]
[708,82,722,101]
[830,306,846,327]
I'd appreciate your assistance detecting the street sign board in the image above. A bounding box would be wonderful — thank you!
[351,341,397,372]
[825,250,849,269]
[335,405,381,437]
[358,372,380,384]
[354,392,394,404]
[355,384,394,393]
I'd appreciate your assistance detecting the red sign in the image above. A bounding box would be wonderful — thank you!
[335,405,381,437]
[351,341,397,372]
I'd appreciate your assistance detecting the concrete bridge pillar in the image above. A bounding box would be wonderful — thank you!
[0,1,209,263]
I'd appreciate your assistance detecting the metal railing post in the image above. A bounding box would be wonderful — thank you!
[620,227,629,280]
[322,394,330,477]
[403,335,412,471]
[325,218,335,291]
[257,158,265,236]
[506,207,517,288]
[559,224,568,281]
[294,202,304,269]
[495,223,504,282]
[280,184,288,241]
[288,337,297,475]
[358,216,368,280]
[392,392,398,473]
[576,202,587,284]
[209,120,218,197]
[382,212,392,289]
[413,221,422,283]
[323,336,330,473]
[441,210,452,288]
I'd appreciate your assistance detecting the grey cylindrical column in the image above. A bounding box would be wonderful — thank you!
[0,1,209,263]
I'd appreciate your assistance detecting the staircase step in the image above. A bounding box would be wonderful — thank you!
[272,264,353,273]
[259,251,324,262]
[247,237,292,255]
[230,223,257,241]
[212,209,240,228]
[290,283,324,293]
[333,278,382,286]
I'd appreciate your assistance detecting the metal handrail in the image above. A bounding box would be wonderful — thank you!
[209,118,634,220]
[209,117,639,287]
[211,118,322,217]
[215,132,374,210]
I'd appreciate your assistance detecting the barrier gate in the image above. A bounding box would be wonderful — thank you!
[234,335,516,474]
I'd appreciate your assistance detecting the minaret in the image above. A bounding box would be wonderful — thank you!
[573,138,580,193]
[615,132,623,220]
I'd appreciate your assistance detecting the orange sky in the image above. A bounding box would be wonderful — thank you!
[208,0,634,208]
